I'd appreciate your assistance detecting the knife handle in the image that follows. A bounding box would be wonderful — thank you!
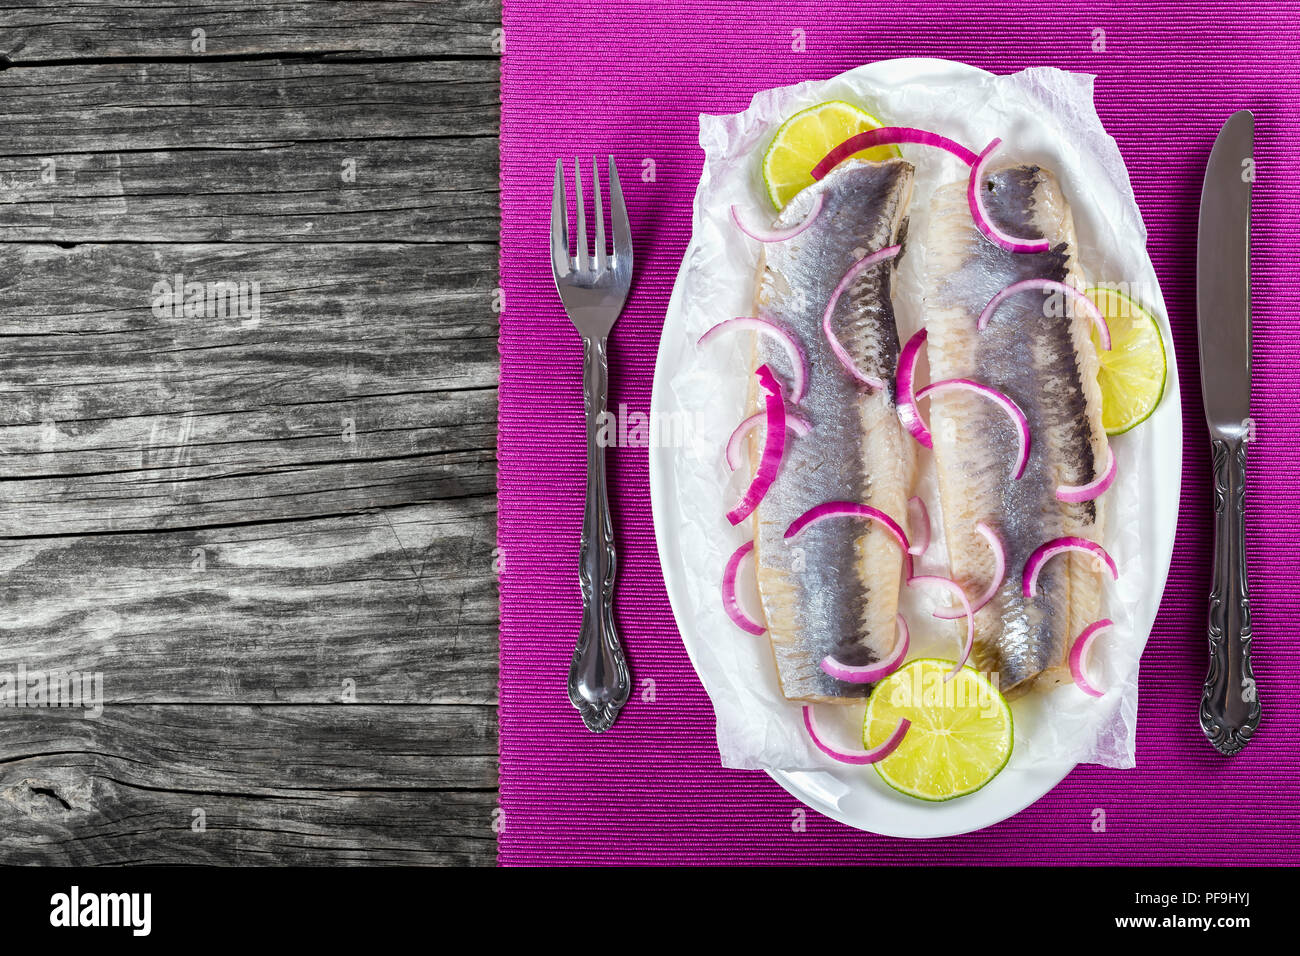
[1200,435,1260,755]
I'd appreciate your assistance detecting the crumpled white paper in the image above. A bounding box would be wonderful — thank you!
[666,60,1166,773]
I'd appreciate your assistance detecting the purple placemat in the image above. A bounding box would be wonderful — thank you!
[497,2,1300,864]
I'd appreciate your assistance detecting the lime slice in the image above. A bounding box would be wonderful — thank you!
[1086,287,1167,435]
[761,101,900,209]
[864,659,1013,802]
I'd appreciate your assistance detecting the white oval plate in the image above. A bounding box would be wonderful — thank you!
[648,58,1181,838]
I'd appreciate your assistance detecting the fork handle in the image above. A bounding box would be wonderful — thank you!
[568,334,631,732]
[1200,435,1260,755]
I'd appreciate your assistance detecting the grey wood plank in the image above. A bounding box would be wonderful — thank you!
[1,241,499,527]
[0,0,506,864]
[0,501,498,703]
[0,704,498,865]
[0,138,499,243]
[0,59,499,242]
[0,233,502,706]
[0,59,499,152]
[0,1,501,63]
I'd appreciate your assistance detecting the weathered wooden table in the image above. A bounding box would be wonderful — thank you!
[0,1,500,865]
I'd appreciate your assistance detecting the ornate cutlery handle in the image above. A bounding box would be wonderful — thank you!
[568,335,630,732]
[1200,435,1260,755]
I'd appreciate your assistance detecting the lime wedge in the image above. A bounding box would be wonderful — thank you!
[864,659,1013,802]
[761,101,900,209]
[1086,287,1168,435]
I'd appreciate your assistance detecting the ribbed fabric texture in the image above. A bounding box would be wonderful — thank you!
[498,1,1300,864]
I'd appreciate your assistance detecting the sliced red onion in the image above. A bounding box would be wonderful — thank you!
[915,378,1031,479]
[721,540,765,635]
[698,317,808,404]
[1070,618,1113,698]
[934,522,1005,620]
[822,246,901,389]
[908,575,973,681]
[725,410,812,472]
[1023,536,1119,598]
[726,364,786,526]
[967,139,1051,254]
[978,278,1112,350]
[896,328,932,449]
[1057,444,1117,503]
[802,706,911,765]
[784,501,910,556]
[906,496,930,556]
[730,193,825,243]
[811,127,979,180]
[820,615,910,683]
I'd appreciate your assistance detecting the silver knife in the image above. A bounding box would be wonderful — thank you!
[1196,109,1260,755]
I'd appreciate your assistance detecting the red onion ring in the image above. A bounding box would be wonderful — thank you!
[978,278,1112,350]
[822,245,901,389]
[908,575,974,681]
[730,193,825,243]
[784,501,910,557]
[811,127,979,180]
[786,500,913,578]
[896,328,932,449]
[934,522,1005,620]
[967,139,1052,254]
[725,410,812,472]
[1056,443,1117,503]
[1023,536,1119,598]
[721,540,765,635]
[906,496,930,557]
[1069,618,1113,698]
[698,317,808,404]
[726,364,786,525]
[820,615,910,684]
[802,706,911,765]
[916,378,1032,480]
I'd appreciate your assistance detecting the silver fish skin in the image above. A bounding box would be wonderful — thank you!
[747,158,917,703]
[923,164,1108,696]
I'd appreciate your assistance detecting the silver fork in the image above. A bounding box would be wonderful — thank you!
[551,157,633,732]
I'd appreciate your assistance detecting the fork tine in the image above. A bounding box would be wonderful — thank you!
[591,157,608,273]
[550,159,569,278]
[573,158,589,273]
[608,156,632,271]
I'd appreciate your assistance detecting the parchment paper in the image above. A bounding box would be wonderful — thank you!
[667,61,1164,771]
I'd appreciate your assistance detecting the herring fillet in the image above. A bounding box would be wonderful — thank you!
[747,158,917,703]
[923,164,1108,695]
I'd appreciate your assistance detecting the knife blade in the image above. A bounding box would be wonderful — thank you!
[1195,109,1259,755]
